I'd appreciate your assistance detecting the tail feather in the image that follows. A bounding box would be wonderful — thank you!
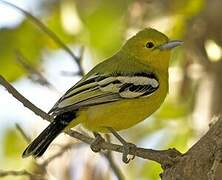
[22,112,76,158]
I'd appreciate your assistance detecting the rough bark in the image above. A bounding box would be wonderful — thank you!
[162,117,222,180]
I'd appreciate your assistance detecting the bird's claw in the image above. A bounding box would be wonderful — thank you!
[90,133,105,152]
[122,142,137,163]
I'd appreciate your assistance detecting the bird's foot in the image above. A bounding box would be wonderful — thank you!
[90,132,105,152]
[122,142,137,163]
[106,127,137,164]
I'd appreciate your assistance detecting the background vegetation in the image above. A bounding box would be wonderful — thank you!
[0,0,221,179]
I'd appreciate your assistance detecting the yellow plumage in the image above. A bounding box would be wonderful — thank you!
[22,28,182,158]
[75,70,169,132]
[68,29,171,132]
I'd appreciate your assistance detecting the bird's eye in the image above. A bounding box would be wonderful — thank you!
[146,42,154,48]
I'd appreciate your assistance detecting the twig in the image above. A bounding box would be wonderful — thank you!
[0,0,84,76]
[60,71,78,77]
[104,151,124,180]
[15,50,53,87]
[78,46,85,65]
[15,123,30,142]
[42,143,83,166]
[103,134,125,180]
[0,169,44,180]
[16,123,60,178]
[0,74,182,166]
[16,122,75,166]
[0,75,52,121]
[60,46,85,77]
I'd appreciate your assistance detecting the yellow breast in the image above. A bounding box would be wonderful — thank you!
[77,74,168,133]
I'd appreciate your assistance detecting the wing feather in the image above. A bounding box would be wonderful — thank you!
[49,72,159,116]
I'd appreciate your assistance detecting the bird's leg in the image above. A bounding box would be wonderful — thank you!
[90,132,105,153]
[107,127,136,163]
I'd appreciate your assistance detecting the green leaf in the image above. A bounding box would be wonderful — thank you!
[156,98,190,119]
[0,20,45,81]
[76,0,130,59]
[3,127,26,158]
[140,161,162,180]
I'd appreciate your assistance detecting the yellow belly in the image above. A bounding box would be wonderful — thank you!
[76,85,167,133]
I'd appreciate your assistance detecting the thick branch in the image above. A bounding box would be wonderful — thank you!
[162,116,222,180]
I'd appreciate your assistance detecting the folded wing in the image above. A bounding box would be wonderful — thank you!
[49,72,159,116]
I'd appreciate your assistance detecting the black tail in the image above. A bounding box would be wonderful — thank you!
[22,112,76,158]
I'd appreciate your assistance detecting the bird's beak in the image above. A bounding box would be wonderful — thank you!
[159,40,183,50]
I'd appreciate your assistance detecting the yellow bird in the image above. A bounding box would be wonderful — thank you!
[22,28,182,162]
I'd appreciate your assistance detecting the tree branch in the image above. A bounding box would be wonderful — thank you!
[0,74,182,167]
[14,50,53,88]
[102,134,125,180]
[16,123,31,142]
[42,143,83,167]
[208,148,222,180]
[0,169,44,180]
[0,0,84,76]
[162,116,222,180]
[0,75,52,121]
[60,46,85,77]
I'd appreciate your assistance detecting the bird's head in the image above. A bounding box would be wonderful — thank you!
[122,28,183,71]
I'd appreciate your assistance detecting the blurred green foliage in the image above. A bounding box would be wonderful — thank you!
[1,128,31,180]
[76,0,129,58]
[0,21,44,81]
[0,0,211,179]
[3,129,26,157]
